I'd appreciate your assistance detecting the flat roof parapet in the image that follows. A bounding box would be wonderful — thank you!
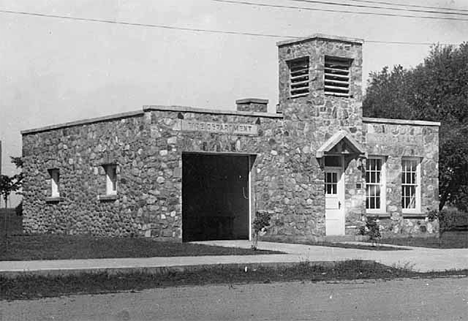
[21,110,144,135]
[143,105,282,118]
[22,105,284,135]
[277,33,364,47]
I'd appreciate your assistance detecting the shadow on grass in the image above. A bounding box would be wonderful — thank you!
[0,235,282,261]
[369,235,468,249]
[264,238,408,251]
[2,260,467,301]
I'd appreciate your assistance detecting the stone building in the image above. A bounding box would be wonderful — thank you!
[21,34,440,242]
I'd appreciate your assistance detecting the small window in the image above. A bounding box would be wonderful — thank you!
[288,57,310,98]
[325,171,338,195]
[324,56,352,97]
[104,164,117,195]
[401,158,421,213]
[48,169,60,197]
[366,157,386,213]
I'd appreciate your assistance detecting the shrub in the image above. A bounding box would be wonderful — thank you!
[358,217,382,244]
[439,208,468,231]
[251,211,272,250]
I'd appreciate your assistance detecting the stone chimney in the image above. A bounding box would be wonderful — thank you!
[236,98,268,113]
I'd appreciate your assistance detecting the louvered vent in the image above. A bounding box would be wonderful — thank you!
[288,57,310,98]
[324,56,352,97]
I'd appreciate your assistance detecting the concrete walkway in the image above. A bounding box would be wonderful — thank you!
[0,241,467,276]
[195,240,468,272]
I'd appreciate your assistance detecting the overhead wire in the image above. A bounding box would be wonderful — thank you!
[0,8,459,46]
[285,0,468,16]
[0,8,292,38]
[348,0,468,13]
[213,0,468,22]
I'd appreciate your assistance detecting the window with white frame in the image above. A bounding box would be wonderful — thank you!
[104,164,117,195]
[401,158,421,213]
[366,157,386,212]
[48,169,60,197]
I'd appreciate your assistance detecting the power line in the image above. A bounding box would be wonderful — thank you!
[285,0,468,16]
[213,0,468,22]
[349,0,468,13]
[0,8,293,38]
[0,8,459,46]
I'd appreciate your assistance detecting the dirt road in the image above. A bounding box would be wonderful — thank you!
[1,277,467,320]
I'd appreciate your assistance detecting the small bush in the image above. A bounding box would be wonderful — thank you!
[440,208,468,231]
[358,217,381,242]
[251,211,272,250]
[429,208,468,231]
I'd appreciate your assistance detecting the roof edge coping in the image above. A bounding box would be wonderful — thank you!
[21,110,144,135]
[143,105,283,118]
[236,98,269,104]
[277,33,364,47]
[363,117,441,127]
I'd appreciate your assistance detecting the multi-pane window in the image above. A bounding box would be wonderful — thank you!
[325,172,338,195]
[48,169,60,197]
[324,56,352,97]
[104,164,118,195]
[366,157,385,212]
[288,57,310,98]
[402,158,421,212]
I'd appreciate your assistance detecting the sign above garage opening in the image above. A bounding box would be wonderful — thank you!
[175,120,258,136]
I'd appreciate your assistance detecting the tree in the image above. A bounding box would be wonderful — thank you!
[0,157,23,252]
[0,157,23,208]
[363,65,413,119]
[363,42,468,210]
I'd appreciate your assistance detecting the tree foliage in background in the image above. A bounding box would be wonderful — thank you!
[0,157,23,209]
[363,43,468,210]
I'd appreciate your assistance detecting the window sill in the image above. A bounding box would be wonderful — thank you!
[402,212,426,218]
[366,212,390,218]
[98,194,118,201]
[45,196,63,203]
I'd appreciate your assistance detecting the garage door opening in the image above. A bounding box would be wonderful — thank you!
[182,153,253,242]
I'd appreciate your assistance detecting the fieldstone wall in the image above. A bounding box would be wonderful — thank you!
[21,107,286,240]
[22,112,150,237]
[273,35,366,239]
[363,118,440,235]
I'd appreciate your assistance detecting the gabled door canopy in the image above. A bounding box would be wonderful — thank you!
[316,130,366,158]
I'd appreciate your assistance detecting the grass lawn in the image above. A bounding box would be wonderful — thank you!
[2,260,467,301]
[373,235,468,249]
[0,235,281,261]
[308,241,407,251]
[267,239,407,251]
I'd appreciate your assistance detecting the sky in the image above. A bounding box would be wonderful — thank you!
[1,0,468,203]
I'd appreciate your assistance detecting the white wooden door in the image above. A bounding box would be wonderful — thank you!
[325,168,345,236]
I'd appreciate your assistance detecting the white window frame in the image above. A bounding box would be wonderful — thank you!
[365,157,386,214]
[401,157,421,214]
[49,169,60,198]
[104,164,118,195]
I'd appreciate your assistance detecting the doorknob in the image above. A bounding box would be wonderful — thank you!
[338,201,341,209]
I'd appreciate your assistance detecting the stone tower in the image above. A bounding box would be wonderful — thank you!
[276,34,366,238]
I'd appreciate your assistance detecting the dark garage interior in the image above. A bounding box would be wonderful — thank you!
[182,153,251,242]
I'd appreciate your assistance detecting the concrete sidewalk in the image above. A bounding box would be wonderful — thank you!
[0,241,467,276]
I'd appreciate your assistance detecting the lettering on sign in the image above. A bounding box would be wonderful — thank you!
[176,120,258,136]
[367,134,424,146]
